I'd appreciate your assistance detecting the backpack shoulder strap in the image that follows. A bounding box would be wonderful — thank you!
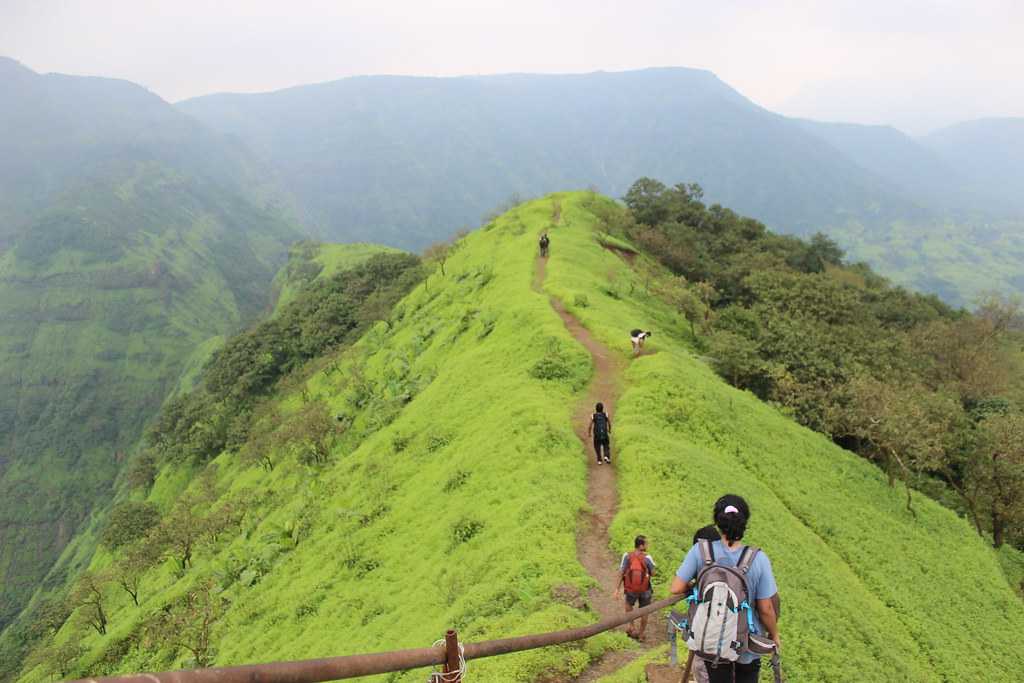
[737,546,760,575]
[697,539,715,567]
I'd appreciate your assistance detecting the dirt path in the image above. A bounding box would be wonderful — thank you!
[534,252,667,682]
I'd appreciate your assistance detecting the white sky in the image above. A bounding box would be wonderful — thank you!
[2,0,1022,134]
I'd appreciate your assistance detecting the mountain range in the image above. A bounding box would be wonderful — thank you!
[1,56,1022,661]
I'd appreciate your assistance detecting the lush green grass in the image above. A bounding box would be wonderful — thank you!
[18,197,628,681]
[543,193,1024,682]
[20,192,1024,682]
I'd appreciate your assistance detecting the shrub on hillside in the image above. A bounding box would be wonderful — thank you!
[100,501,161,550]
[529,338,589,388]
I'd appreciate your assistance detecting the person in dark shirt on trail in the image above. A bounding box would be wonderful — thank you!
[587,402,612,464]
[539,233,550,257]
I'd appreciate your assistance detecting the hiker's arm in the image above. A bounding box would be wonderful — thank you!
[756,596,781,650]
[613,568,626,595]
[607,416,612,433]
[669,576,690,594]
[670,548,699,595]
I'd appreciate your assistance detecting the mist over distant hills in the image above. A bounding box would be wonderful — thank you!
[179,67,936,247]
[922,118,1024,213]
[177,68,1024,254]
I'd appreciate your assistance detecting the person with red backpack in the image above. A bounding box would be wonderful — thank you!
[615,535,656,640]
[669,495,781,683]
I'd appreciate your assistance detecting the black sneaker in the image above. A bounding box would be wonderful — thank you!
[604,456,611,464]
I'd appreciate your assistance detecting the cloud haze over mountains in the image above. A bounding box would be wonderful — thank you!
[3,0,1022,133]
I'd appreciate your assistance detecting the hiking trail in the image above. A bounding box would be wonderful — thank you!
[534,249,672,683]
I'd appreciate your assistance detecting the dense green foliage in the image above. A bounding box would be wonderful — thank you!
[618,179,1024,552]
[17,193,1024,682]
[146,252,424,468]
[270,241,401,313]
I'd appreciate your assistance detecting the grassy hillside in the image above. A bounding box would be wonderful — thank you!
[270,241,401,314]
[21,193,1024,682]
[836,216,1024,306]
[542,196,1024,681]
[0,183,300,683]
[0,58,302,644]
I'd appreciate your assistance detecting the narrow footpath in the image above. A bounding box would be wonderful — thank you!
[533,252,668,682]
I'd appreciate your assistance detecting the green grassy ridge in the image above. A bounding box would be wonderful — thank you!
[19,198,633,680]
[539,194,1024,681]
[270,242,402,314]
[22,192,1024,681]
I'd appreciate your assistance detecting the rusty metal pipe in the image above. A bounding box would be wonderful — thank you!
[463,594,683,660]
[68,646,447,683]
[66,595,684,683]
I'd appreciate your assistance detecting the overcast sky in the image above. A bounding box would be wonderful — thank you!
[2,0,1021,134]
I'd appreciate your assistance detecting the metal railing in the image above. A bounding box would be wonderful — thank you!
[67,594,684,683]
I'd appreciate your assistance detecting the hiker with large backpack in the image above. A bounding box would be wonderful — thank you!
[615,535,656,640]
[667,526,721,683]
[669,495,781,683]
[587,402,612,465]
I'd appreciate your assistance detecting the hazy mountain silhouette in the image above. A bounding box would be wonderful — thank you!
[922,118,1024,213]
[179,67,929,248]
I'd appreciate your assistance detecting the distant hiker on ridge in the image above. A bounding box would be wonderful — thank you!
[630,329,651,356]
[670,494,781,683]
[539,232,550,257]
[616,534,656,640]
[587,402,612,465]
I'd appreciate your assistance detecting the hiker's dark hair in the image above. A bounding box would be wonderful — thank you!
[595,402,604,413]
[634,535,647,548]
[693,524,720,545]
[713,494,750,542]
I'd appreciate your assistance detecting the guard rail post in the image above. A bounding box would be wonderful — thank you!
[443,629,461,682]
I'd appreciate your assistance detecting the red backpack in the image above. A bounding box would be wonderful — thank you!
[623,551,650,592]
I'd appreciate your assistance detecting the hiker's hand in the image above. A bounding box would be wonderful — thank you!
[773,635,782,654]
